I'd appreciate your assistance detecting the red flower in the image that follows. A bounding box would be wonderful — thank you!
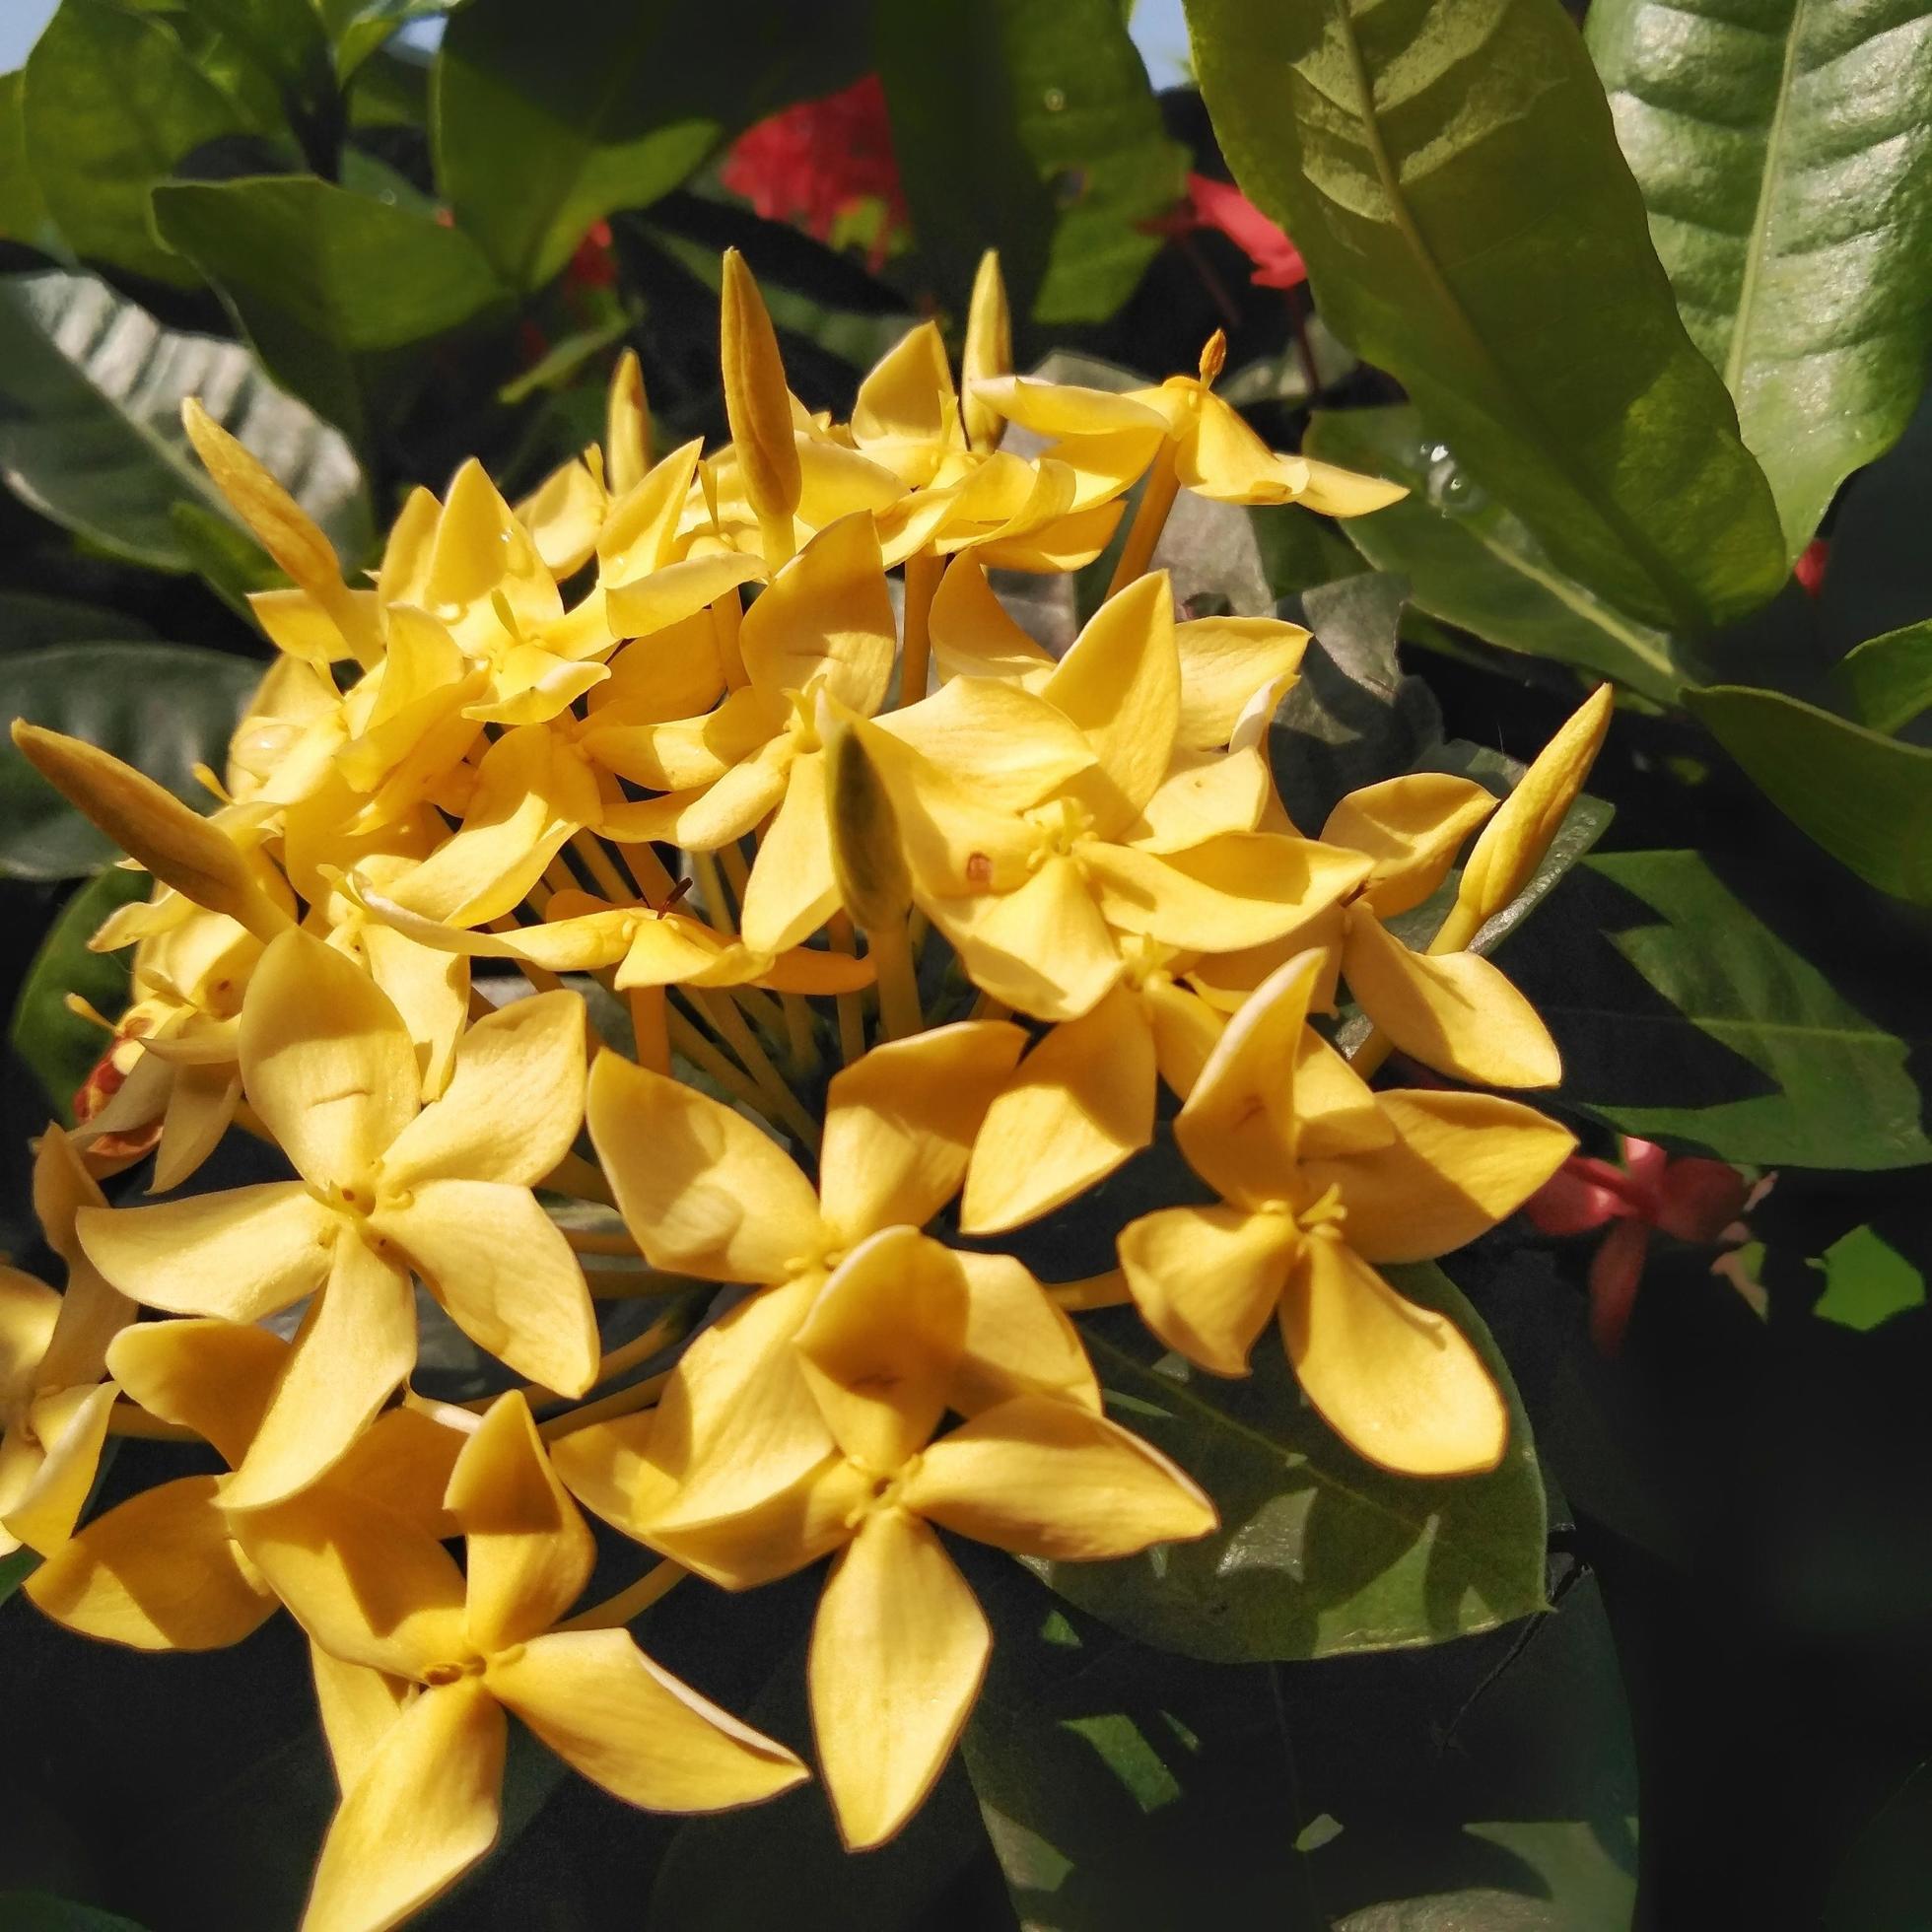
[1524,1137,1751,1355]
[722,75,908,268]
[1153,172,1307,291]
[1794,537,1828,597]
[567,219,617,293]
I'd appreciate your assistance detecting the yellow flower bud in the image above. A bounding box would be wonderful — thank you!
[719,248,800,562]
[827,719,911,932]
[960,250,1011,454]
[605,348,651,497]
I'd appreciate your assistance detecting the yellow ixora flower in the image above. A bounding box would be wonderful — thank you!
[1117,949,1575,1476]
[0,1127,132,1558]
[612,1225,1215,1850]
[234,1391,805,1932]
[76,929,597,1507]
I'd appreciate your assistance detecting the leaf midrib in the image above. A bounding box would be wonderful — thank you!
[1326,0,1711,635]
[1722,0,1807,400]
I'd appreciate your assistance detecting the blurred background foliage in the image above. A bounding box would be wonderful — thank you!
[1,0,1930,1926]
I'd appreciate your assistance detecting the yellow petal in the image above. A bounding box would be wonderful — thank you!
[1085,832,1369,953]
[737,744,838,954]
[1041,574,1179,830]
[740,512,895,716]
[151,1061,241,1194]
[358,923,467,1102]
[604,553,766,641]
[302,1680,505,1932]
[928,558,1051,686]
[969,376,1168,440]
[1117,1204,1298,1375]
[960,252,1011,454]
[380,992,586,1189]
[960,989,1154,1233]
[0,1264,59,1388]
[587,1053,826,1284]
[928,856,1122,1023]
[25,1474,273,1650]
[1174,391,1306,502]
[77,1183,331,1321]
[487,1628,807,1812]
[614,731,794,851]
[809,1507,989,1850]
[425,458,556,628]
[950,1251,1099,1416]
[877,676,1096,811]
[1295,454,1409,518]
[373,1181,597,1399]
[720,247,802,533]
[241,929,420,1192]
[606,349,651,495]
[1342,909,1561,1088]
[1172,616,1310,750]
[310,1642,411,1796]
[446,1392,594,1651]
[1172,950,1322,1208]
[2,1382,116,1554]
[547,1411,661,1538]
[352,879,635,978]
[516,456,604,578]
[794,1228,968,1474]
[970,498,1124,573]
[1322,774,1495,920]
[1142,976,1224,1098]
[851,321,961,483]
[376,485,440,611]
[106,1316,287,1467]
[818,1020,1026,1243]
[905,1393,1216,1557]
[1306,1090,1576,1265]
[325,1406,465,1539]
[9,724,291,941]
[222,1235,416,1509]
[590,612,725,724]
[1281,1237,1506,1476]
[597,438,701,583]
[1290,1026,1395,1158]
[1128,746,1272,852]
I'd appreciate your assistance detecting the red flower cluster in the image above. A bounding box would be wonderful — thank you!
[722,75,908,264]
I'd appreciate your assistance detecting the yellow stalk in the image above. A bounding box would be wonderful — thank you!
[564,1225,643,1257]
[1049,1271,1133,1313]
[583,1263,696,1299]
[1106,438,1181,596]
[713,588,749,691]
[558,1561,687,1631]
[690,987,820,1148]
[538,1371,669,1440]
[666,1003,783,1118]
[540,1149,614,1206]
[689,849,736,935]
[629,985,670,1073]
[866,919,922,1040]
[897,547,943,710]
[571,830,638,906]
[827,911,865,1066]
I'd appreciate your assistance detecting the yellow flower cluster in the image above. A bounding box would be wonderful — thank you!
[4,249,1608,1927]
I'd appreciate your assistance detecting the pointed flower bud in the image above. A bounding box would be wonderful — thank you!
[961,250,1011,454]
[719,248,801,561]
[827,716,911,932]
[605,348,652,497]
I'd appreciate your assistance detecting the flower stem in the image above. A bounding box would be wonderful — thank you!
[558,1560,687,1631]
[898,547,943,710]
[1106,439,1180,596]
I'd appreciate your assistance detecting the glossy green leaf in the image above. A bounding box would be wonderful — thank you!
[1306,406,1683,706]
[175,0,339,160]
[0,594,155,653]
[1688,682,1932,903]
[0,642,261,879]
[0,268,370,571]
[20,0,256,285]
[0,72,49,245]
[876,0,1185,324]
[320,0,458,81]
[1827,620,1932,737]
[1588,0,1932,559]
[1811,1225,1926,1334]
[1035,1267,1547,1664]
[1514,849,1932,1169]
[964,1565,1307,1930]
[1182,0,1787,635]
[436,0,868,293]
[7,864,150,1123]
[151,174,508,444]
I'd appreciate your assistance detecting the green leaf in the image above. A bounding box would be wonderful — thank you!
[0,642,261,880]
[1588,0,1932,559]
[20,0,257,285]
[875,0,1185,324]
[0,593,155,653]
[1305,406,1683,706]
[320,0,458,82]
[8,865,151,1121]
[1035,1267,1547,1664]
[1182,0,1787,635]
[1811,1224,1927,1333]
[150,174,509,445]
[963,1565,1310,1930]
[1515,849,1932,1169]
[0,72,50,245]
[0,1548,37,1608]
[1266,572,1442,833]
[1827,620,1932,737]
[1687,682,1932,903]
[0,1896,151,1931]
[435,0,868,293]
[0,268,370,572]
[174,0,340,160]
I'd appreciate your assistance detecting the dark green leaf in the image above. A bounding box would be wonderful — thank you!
[0,594,155,653]
[1248,501,1366,605]
[1827,620,1932,738]
[177,0,338,151]
[1306,406,1684,706]
[876,0,1184,324]
[169,500,289,614]
[964,1564,1311,1930]
[1267,572,1441,832]
[0,72,50,246]
[1810,1224,1926,1334]
[1588,0,1932,559]
[8,865,151,1120]
[435,0,868,293]
[151,173,509,445]
[0,1549,37,1608]
[0,642,260,879]
[1036,1267,1547,1664]
[1182,0,1787,634]
[1515,849,1932,1169]
[1687,682,1932,903]
[320,0,458,82]
[20,0,256,285]
[0,268,370,572]
[0,1896,150,1931]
